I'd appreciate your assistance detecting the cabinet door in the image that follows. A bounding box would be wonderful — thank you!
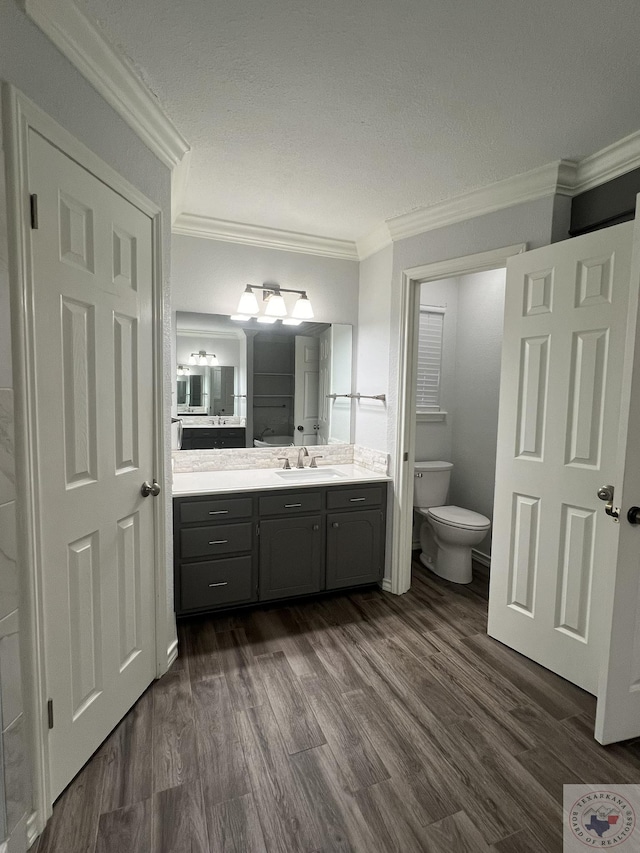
[326,510,384,589]
[259,515,323,600]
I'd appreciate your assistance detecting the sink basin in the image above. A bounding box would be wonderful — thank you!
[274,468,346,481]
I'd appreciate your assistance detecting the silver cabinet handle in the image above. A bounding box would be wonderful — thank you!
[208,581,228,588]
[208,539,229,545]
[285,503,302,508]
[208,510,229,515]
[350,497,366,502]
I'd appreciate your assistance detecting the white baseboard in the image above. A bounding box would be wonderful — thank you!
[472,549,491,568]
[26,812,40,849]
[381,577,393,592]
[166,638,179,669]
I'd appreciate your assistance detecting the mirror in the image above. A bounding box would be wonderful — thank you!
[175,312,353,448]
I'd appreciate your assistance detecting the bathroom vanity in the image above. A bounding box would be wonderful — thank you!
[172,465,388,616]
[179,424,246,449]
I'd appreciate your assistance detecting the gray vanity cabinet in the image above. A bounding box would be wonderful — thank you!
[326,509,384,589]
[173,480,387,616]
[259,515,324,601]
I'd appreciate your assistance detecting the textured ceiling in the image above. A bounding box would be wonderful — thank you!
[80,0,640,242]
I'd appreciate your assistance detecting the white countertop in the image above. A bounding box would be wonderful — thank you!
[180,422,245,429]
[172,463,390,497]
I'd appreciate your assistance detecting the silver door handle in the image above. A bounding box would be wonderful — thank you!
[597,484,619,522]
[141,479,161,497]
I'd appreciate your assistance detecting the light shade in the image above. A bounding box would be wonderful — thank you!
[198,353,207,366]
[265,292,287,317]
[291,293,314,319]
[208,354,219,366]
[237,285,259,315]
[230,314,252,322]
[188,354,196,365]
[282,318,302,326]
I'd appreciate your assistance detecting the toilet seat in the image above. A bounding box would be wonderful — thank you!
[427,505,490,530]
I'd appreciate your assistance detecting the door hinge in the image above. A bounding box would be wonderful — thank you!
[30,194,39,230]
[403,451,409,462]
[47,698,54,729]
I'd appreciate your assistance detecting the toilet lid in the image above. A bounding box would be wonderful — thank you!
[427,505,491,530]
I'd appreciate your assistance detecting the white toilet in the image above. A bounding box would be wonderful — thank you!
[413,461,491,584]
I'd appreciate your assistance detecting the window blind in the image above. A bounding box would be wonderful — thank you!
[416,309,444,411]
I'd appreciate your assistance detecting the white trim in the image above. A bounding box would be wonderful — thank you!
[23,0,189,171]
[386,161,576,244]
[575,129,640,194]
[391,244,526,597]
[173,212,359,261]
[171,151,191,223]
[2,84,169,834]
[356,222,392,260]
[381,578,393,593]
[471,549,491,569]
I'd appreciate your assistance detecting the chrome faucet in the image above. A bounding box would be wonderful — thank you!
[296,446,309,469]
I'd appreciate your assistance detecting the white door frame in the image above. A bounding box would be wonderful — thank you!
[2,84,169,837]
[390,243,527,595]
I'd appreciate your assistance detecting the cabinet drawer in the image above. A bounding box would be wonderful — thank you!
[326,486,384,510]
[180,556,253,611]
[259,491,322,517]
[180,522,253,559]
[179,497,253,524]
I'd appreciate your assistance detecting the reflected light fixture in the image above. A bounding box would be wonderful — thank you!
[235,283,314,322]
[188,350,219,366]
[177,364,190,376]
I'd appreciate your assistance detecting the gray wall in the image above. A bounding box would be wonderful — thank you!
[172,234,359,323]
[0,2,172,849]
[449,269,506,557]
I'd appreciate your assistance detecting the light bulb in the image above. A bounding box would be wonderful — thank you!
[291,293,314,319]
[237,285,259,315]
[265,292,287,317]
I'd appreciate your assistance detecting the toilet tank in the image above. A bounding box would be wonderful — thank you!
[413,461,453,508]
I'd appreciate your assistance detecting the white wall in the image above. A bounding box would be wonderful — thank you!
[449,269,506,557]
[354,244,393,451]
[0,4,172,849]
[415,278,459,462]
[172,234,359,324]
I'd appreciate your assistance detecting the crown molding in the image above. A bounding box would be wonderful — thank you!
[574,129,640,194]
[171,150,191,222]
[173,212,359,261]
[386,160,578,244]
[23,0,189,170]
[356,221,393,260]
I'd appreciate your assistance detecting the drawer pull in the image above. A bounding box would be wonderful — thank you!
[350,497,366,502]
[208,510,229,515]
[208,539,229,545]
[284,503,302,508]
[208,581,229,588]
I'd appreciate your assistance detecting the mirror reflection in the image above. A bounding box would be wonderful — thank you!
[175,312,353,448]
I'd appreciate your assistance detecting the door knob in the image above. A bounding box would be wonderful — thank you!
[141,480,161,497]
[297,425,303,431]
[628,507,640,525]
[597,484,619,522]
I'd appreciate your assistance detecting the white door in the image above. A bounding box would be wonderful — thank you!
[294,336,319,445]
[29,130,157,798]
[488,222,634,698]
[317,328,331,445]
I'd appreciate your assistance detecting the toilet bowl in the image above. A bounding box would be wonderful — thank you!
[413,461,491,584]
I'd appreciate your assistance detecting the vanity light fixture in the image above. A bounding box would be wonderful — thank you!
[176,364,190,376]
[188,350,219,366]
[235,283,314,322]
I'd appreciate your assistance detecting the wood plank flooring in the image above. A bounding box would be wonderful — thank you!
[33,560,640,852]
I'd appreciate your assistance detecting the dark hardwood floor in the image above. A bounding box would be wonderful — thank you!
[33,560,640,852]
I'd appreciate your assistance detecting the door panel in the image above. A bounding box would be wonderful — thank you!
[259,516,323,600]
[488,222,633,697]
[294,336,319,445]
[29,130,156,798]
